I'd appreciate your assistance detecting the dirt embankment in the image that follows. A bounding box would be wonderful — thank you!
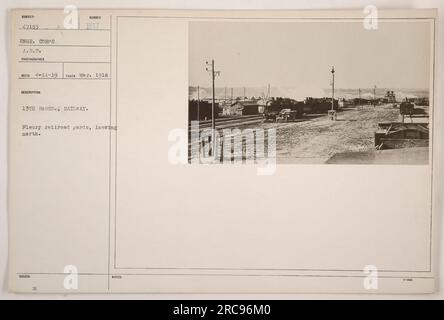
[275,105,401,163]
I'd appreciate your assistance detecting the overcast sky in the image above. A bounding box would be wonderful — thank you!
[189,20,432,91]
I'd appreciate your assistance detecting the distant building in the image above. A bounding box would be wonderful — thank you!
[257,98,270,114]
[383,90,396,103]
[223,100,259,116]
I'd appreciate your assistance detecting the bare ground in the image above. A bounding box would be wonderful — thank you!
[190,104,415,163]
[272,104,401,163]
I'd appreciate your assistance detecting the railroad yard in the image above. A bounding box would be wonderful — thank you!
[189,102,429,164]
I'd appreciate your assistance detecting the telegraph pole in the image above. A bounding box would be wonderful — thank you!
[373,85,377,106]
[358,88,361,106]
[206,60,220,157]
[197,86,200,122]
[331,66,335,111]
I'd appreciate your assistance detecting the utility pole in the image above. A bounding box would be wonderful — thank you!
[373,85,377,106]
[358,88,361,106]
[197,86,200,122]
[243,87,246,100]
[206,60,220,157]
[331,66,335,111]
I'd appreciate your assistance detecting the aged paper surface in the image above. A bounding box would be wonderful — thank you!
[8,9,437,293]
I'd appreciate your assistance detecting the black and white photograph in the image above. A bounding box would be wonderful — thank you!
[3,5,442,299]
[189,20,432,164]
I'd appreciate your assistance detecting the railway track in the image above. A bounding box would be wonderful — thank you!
[188,114,276,161]
[189,114,264,130]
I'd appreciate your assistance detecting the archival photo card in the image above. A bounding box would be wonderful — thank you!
[7,9,438,294]
[188,19,433,164]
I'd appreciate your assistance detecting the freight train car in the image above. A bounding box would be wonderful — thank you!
[399,101,415,116]
[304,97,338,114]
